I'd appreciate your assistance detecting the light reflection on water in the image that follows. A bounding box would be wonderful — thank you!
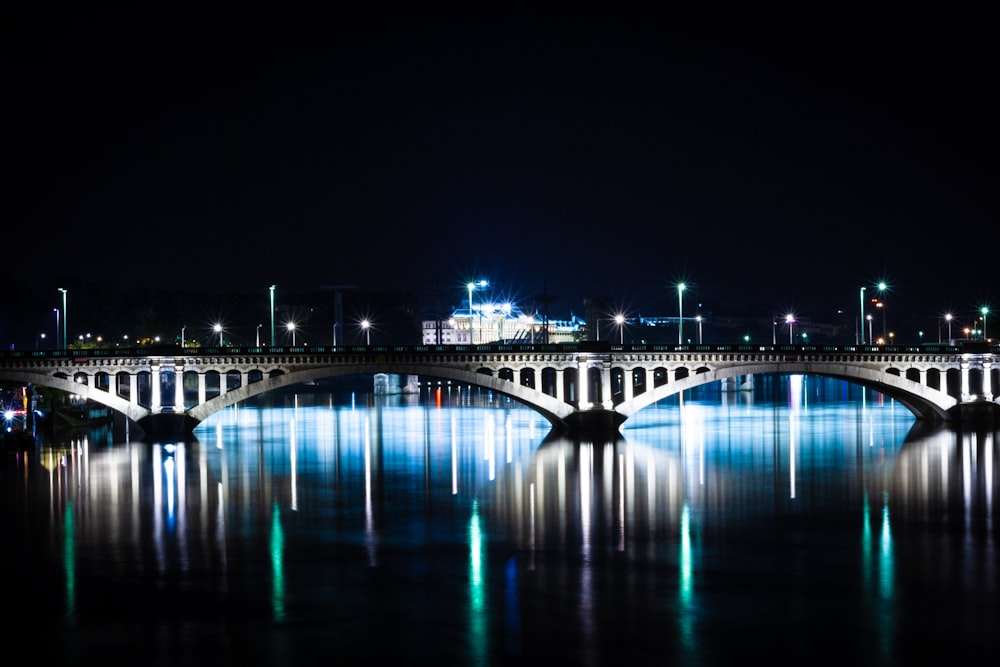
[3,377,997,665]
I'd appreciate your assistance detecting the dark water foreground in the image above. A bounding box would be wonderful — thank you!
[2,378,997,666]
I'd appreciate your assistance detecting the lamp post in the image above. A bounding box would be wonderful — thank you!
[181,325,186,349]
[982,307,989,340]
[467,282,475,344]
[945,313,953,342]
[772,318,777,345]
[37,333,45,349]
[859,286,866,344]
[256,324,262,347]
[287,322,296,346]
[361,320,371,345]
[214,323,223,346]
[878,282,888,342]
[867,315,873,345]
[696,315,703,344]
[58,288,68,349]
[53,308,60,349]
[785,314,795,344]
[614,314,625,344]
[677,283,686,344]
[269,285,276,346]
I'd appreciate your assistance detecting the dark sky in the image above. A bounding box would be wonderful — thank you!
[4,6,997,334]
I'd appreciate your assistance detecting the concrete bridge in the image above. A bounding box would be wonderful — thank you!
[2,341,998,436]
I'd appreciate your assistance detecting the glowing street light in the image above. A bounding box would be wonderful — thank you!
[944,313,953,342]
[287,321,297,346]
[361,319,371,345]
[181,325,186,348]
[696,315,703,344]
[877,282,888,342]
[785,314,795,344]
[214,323,223,346]
[53,308,60,349]
[256,324,262,347]
[467,280,487,344]
[58,288,68,349]
[614,314,625,344]
[859,286,866,344]
[677,283,686,344]
[269,285,276,347]
[982,307,989,340]
[866,314,873,345]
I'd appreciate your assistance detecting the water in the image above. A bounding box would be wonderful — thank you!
[2,376,997,666]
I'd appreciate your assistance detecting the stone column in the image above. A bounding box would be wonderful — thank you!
[983,359,993,402]
[175,362,185,411]
[960,360,970,401]
[151,361,162,414]
[600,362,612,408]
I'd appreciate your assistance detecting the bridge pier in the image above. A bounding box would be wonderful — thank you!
[561,407,627,437]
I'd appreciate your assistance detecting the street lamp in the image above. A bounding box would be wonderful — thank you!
[287,321,297,346]
[58,288,68,349]
[181,325,186,348]
[466,280,487,344]
[361,319,371,345]
[696,315,703,344]
[214,323,223,346]
[37,333,45,349]
[877,282,888,342]
[772,318,778,345]
[982,307,989,340]
[859,286,866,344]
[614,314,625,344]
[53,308,60,349]
[866,315,873,345]
[256,324,262,347]
[677,283,686,344]
[785,314,795,344]
[269,285,276,346]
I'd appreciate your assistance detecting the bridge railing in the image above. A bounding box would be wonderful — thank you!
[4,341,995,361]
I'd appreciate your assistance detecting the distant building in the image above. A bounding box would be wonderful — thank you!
[421,296,584,345]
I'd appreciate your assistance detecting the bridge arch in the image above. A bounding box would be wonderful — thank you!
[183,362,577,429]
[616,362,958,421]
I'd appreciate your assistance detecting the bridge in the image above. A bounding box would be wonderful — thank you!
[2,341,998,437]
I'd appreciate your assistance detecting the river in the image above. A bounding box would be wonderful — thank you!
[2,375,996,666]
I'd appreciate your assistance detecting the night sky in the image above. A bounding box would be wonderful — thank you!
[3,6,997,345]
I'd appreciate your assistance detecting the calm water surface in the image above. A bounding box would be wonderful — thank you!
[3,376,997,666]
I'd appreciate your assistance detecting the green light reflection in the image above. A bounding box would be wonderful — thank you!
[271,500,286,622]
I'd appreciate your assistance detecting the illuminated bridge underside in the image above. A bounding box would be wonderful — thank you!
[2,347,997,436]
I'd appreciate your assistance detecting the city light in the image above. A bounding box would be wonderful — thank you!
[877,281,888,342]
[859,286,866,344]
[58,288,68,349]
[614,313,625,344]
[677,283,686,344]
[361,319,371,345]
[214,323,223,346]
[269,285,276,347]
